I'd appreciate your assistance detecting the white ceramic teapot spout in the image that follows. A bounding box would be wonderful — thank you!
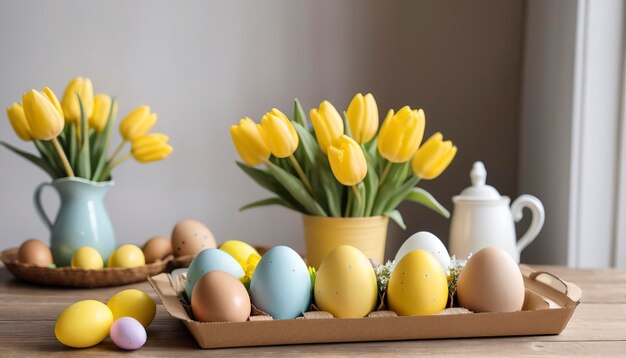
[448,162,545,263]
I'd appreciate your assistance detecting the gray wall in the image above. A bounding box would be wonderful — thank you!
[0,0,525,261]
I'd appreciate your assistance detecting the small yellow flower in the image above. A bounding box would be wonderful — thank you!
[310,100,344,153]
[346,93,378,143]
[308,266,317,288]
[328,135,368,186]
[6,103,32,141]
[131,133,173,163]
[412,132,457,180]
[258,108,299,158]
[61,77,94,123]
[230,117,271,166]
[119,106,157,141]
[21,89,65,140]
[89,94,115,132]
[240,253,262,288]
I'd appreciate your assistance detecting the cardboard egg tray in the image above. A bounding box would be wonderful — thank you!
[148,265,581,349]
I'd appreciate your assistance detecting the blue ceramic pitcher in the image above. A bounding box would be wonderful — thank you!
[34,177,116,267]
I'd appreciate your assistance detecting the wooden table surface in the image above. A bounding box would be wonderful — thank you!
[1,265,625,357]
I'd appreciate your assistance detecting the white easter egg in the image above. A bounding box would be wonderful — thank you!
[394,231,450,269]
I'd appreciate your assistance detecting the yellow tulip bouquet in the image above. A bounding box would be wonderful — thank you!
[2,77,173,181]
[231,93,457,227]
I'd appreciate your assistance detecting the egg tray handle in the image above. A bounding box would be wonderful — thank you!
[528,271,569,296]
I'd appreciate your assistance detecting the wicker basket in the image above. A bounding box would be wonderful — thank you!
[0,247,172,288]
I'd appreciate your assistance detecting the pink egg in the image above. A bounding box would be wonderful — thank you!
[110,317,147,350]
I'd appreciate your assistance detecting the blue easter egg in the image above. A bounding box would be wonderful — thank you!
[186,249,244,299]
[249,246,311,319]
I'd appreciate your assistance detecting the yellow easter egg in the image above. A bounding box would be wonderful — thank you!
[107,289,156,327]
[314,245,378,318]
[108,244,145,268]
[71,247,104,269]
[219,240,259,267]
[55,300,113,348]
[388,250,448,316]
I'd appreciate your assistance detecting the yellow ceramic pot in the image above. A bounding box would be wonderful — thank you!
[302,215,389,268]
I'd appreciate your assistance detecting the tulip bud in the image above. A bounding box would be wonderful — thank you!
[230,117,271,166]
[90,94,115,132]
[377,106,425,163]
[310,100,344,153]
[346,93,378,143]
[22,89,65,140]
[61,77,94,123]
[411,132,457,180]
[259,108,299,158]
[6,103,32,141]
[131,133,173,163]
[119,106,157,141]
[327,135,368,186]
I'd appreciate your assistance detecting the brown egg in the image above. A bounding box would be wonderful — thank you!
[142,236,173,263]
[457,246,525,312]
[171,219,216,257]
[18,239,53,267]
[191,271,251,322]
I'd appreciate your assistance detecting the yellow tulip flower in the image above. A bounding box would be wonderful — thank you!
[6,103,32,141]
[328,135,367,186]
[61,77,94,123]
[377,106,425,163]
[346,93,378,143]
[22,89,65,140]
[131,133,173,163]
[310,100,344,153]
[412,132,457,180]
[259,108,299,158]
[230,117,271,166]
[119,106,157,141]
[90,94,115,132]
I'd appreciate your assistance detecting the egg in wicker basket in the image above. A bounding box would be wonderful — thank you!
[0,247,173,288]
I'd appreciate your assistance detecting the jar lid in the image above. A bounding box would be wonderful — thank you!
[455,161,501,201]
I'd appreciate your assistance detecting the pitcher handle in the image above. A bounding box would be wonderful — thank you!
[511,194,545,253]
[34,182,54,231]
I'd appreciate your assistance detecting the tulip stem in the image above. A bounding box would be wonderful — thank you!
[51,137,75,177]
[288,155,314,194]
[351,185,362,206]
[378,161,392,187]
[108,140,126,163]
[109,152,132,170]
[344,191,353,217]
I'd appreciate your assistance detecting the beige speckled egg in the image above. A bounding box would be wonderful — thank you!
[171,219,216,257]
[457,246,525,313]
[18,239,53,267]
[142,236,173,263]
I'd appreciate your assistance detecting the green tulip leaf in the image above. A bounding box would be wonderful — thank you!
[293,122,320,167]
[76,96,91,179]
[0,141,56,178]
[404,187,450,218]
[363,160,379,217]
[236,161,304,212]
[293,98,308,129]
[265,161,327,217]
[68,123,78,169]
[240,197,297,212]
[314,150,342,217]
[33,140,64,178]
[372,175,419,215]
[384,210,407,230]
[92,98,117,181]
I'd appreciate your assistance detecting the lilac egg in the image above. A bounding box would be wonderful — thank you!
[110,317,147,350]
